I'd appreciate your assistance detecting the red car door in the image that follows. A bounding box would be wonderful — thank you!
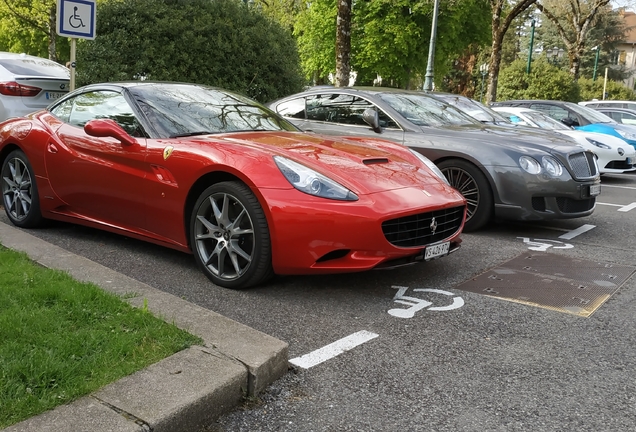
[44,90,149,231]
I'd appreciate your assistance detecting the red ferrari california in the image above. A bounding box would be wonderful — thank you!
[0,82,466,289]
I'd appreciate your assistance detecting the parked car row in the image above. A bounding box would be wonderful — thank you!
[1,55,632,288]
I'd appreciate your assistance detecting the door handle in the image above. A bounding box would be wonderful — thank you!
[47,143,58,154]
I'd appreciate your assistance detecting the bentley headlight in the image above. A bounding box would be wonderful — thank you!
[409,149,449,185]
[274,156,358,201]
[585,137,611,149]
[616,130,636,141]
[519,156,542,174]
[542,156,563,177]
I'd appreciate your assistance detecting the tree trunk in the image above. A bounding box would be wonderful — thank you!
[48,5,57,62]
[335,0,351,87]
[486,34,504,104]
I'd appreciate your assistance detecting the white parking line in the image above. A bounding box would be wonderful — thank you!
[600,184,636,191]
[558,224,596,240]
[597,202,636,212]
[289,330,379,369]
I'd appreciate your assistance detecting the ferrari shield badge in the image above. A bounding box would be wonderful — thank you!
[163,146,174,160]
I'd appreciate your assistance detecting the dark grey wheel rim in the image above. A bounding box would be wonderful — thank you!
[2,157,33,222]
[194,191,255,282]
[441,167,479,222]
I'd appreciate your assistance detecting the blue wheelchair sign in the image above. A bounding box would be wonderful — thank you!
[56,0,96,40]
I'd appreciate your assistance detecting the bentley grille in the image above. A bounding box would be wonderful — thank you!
[568,152,598,179]
[382,206,465,248]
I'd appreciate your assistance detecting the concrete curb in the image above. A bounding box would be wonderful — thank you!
[0,221,289,432]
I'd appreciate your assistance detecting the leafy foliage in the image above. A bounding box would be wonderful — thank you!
[76,0,304,102]
[578,77,636,101]
[497,58,580,101]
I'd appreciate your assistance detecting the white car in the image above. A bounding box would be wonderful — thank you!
[0,52,70,122]
[493,106,636,174]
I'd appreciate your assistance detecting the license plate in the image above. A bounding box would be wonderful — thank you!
[45,92,65,100]
[424,241,450,261]
[589,184,601,196]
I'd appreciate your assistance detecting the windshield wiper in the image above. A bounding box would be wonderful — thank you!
[169,131,215,138]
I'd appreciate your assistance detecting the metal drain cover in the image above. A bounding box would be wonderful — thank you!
[455,253,636,317]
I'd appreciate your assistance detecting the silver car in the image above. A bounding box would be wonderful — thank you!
[0,52,70,122]
[268,87,601,231]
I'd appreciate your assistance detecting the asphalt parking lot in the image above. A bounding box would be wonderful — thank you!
[2,171,635,432]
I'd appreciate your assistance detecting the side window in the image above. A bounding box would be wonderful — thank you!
[306,94,398,128]
[530,104,570,122]
[67,91,145,137]
[626,103,636,110]
[276,98,306,119]
[50,98,74,122]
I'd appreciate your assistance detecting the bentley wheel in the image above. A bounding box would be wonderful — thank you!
[1,150,44,228]
[437,159,493,232]
[190,181,273,289]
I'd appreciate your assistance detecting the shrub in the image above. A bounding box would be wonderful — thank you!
[496,58,579,102]
[76,0,304,102]
[578,77,636,102]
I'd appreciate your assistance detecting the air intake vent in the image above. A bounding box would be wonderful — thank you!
[363,158,389,165]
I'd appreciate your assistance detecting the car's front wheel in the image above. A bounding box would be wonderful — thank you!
[1,150,44,228]
[437,159,493,232]
[190,181,273,289]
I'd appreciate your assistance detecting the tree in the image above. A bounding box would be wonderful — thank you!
[294,0,336,85]
[0,0,69,62]
[535,0,611,80]
[335,0,352,86]
[76,0,305,102]
[485,0,539,104]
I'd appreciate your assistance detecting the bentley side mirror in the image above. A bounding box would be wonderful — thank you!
[362,108,382,134]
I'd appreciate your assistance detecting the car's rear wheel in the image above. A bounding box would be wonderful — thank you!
[1,150,44,228]
[190,181,273,289]
[437,159,493,232]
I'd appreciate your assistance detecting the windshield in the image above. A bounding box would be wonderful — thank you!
[436,94,509,123]
[523,110,571,130]
[564,101,615,124]
[130,83,298,138]
[378,93,479,127]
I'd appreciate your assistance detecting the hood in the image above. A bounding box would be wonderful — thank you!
[218,131,451,194]
[419,123,581,153]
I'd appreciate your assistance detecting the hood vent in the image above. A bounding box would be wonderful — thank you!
[363,158,389,165]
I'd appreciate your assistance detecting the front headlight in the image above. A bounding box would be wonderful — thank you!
[585,137,611,149]
[542,156,563,177]
[409,149,450,185]
[519,156,542,174]
[273,156,358,201]
[616,130,636,141]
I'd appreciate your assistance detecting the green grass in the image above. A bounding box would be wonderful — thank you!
[0,246,202,428]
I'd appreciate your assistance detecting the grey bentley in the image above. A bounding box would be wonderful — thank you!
[268,87,600,231]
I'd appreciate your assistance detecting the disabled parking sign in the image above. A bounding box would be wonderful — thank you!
[56,0,96,40]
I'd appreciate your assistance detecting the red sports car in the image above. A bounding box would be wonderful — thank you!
[0,82,466,289]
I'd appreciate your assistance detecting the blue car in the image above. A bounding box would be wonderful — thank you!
[491,99,636,149]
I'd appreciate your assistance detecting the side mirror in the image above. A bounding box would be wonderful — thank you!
[362,108,382,134]
[84,119,137,146]
[561,117,579,127]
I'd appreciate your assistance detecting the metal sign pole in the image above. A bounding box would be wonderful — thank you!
[70,38,76,91]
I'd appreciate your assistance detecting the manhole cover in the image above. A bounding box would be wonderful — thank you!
[455,253,635,317]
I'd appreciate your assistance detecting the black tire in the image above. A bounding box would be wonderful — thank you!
[437,159,493,232]
[190,181,274,289]
[1,150,44,228]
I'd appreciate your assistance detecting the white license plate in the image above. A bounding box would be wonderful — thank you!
[45,92,65,100]
[424,241,450,260]
[589,184,601,196]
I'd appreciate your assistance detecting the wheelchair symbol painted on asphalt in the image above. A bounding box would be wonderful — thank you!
[517,237,573,252]
[388,286,464,318]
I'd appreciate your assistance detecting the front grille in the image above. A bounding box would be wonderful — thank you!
[568,152,598,179]
[556,197,596,213]
[532,197,546,212]
[382,206,464,247]
[605,160,634,170]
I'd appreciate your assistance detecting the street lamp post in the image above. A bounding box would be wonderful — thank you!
[526,19,536,74]
[479,63,488,103]
[423,0,440,91]
[592,46,600,81]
